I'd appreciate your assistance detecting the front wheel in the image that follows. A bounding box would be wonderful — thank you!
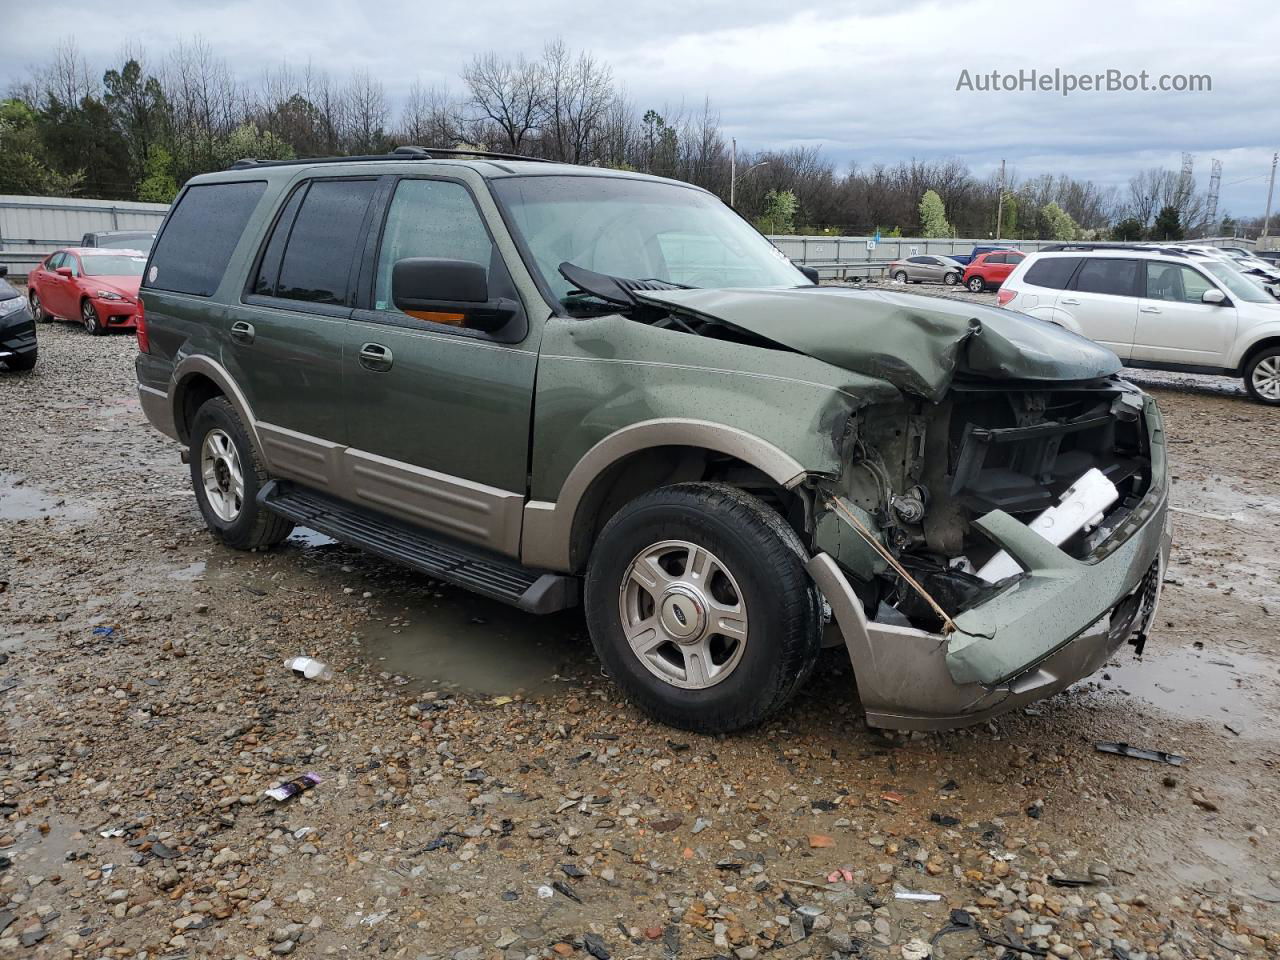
[82,299,105,335]
[189,397,295,550]
[943,272,959,286]
[5,349,37,372]
[584,482,822,734]
[967,276,985,292]
[892,270,908,283]
[1244,348,1280,405]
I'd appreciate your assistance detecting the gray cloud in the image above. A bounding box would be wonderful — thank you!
[4,0,1275,214]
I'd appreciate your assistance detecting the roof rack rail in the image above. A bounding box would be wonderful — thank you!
[1038,242,1190,257]
[227,145,556,171]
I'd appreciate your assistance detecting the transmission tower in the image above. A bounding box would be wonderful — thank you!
[1205,159,1222,234]
[1180,152,1195,193]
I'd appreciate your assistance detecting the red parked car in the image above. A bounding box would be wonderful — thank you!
[960,249,1025,292]
[27,247,147,335]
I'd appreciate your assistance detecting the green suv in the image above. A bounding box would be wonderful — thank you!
[135,147,1171,733]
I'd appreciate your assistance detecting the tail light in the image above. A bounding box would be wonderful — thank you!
[996,289,1016,307]
[134,297,150,353]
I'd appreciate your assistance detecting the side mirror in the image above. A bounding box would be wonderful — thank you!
[796,263,820,284]
[56,266,73,278]
[0,265,7,278]
[391,257,516,333]
[1202,288,1226,305]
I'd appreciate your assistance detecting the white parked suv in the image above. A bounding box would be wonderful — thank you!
[998,245,1280,404]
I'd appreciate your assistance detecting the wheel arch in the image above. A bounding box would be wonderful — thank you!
[521,420,810,573]
[169,356,260,449]
[1238,335,1280,375]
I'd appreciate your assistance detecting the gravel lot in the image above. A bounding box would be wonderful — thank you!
[1,296,1278,960]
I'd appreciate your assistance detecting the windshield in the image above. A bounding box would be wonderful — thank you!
[1201,260,1275,303]
[82,254,147,277]
[491,175,809,303]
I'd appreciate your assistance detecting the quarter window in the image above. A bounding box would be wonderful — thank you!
[1073,258,1139,296]
[146,180,266,297]
[273,179,378,306]
[1144,262,1214,303]
[1023,256,1080,289]
[373,179,494,315]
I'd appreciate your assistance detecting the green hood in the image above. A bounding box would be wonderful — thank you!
[634,286,1122,403]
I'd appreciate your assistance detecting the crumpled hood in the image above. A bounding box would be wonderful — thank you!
[633,286,1122,402]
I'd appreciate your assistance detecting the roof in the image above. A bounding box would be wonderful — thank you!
[54,247,149,256]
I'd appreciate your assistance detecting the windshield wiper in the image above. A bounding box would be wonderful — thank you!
[558,262,689,310]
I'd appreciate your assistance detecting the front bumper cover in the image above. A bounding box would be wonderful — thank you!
[810,395,1172,730]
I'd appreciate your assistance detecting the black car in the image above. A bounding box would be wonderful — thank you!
[0,266,37,371]
[81,230,157,251]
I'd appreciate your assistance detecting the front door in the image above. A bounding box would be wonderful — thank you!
[342,176,538,557]
[1059,257,1140,359]
[232,176,380,491]
[1133,261,1238,366]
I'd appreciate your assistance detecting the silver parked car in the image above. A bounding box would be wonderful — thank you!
[887,255,964,285]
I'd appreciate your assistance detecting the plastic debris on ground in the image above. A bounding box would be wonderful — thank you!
[284,656,333,680]
[1094,741,1186,765]
[264,772,322,802]
[895,890,942,901]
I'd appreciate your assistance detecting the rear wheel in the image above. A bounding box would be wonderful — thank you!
[81,299,105,335]
[1244,347,1280,405]
[967,276,985,292]
[584,482,822,733]
[189,397,294,550]
[29,291,50,322]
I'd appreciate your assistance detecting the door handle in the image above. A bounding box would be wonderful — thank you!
[359,342,393,372]
[1139,306,1161,314]
[230,320,256,344]
[1059,297,1080,305]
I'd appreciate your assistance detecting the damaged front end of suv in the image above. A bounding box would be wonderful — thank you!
[546,277,1171,730]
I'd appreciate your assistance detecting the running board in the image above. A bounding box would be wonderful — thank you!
[258,481,578,614]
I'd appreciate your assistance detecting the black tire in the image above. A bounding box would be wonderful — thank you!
[1243,346,1280,406]
[967,276,985,292]
[188,397,294,550]
[584,482,822,734]
[81,299,105,335]
[29,291,50,322]
[892,270,908,282]
[943,271,959,286]
[6,349,37,372]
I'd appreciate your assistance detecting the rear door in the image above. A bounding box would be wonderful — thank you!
[1134,261,1238,366]
[35,253,67,316]
[1058,257,1140,358]
[233,177,380,487]
[339,174,537,557]
[993,253,1024,285]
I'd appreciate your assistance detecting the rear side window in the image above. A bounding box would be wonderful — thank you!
[274,179,377,305]
[1073,258,1139,296]
[1024,256,1081,289]
[146,181,266,296]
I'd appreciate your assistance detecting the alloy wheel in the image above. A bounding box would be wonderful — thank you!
[618,539,749,690]
[1251,355,1280,401]
[29,292,44,321]
[200,428,245,522]
[81,300,99,334]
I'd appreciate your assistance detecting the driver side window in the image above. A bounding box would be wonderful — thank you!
[373,179,494,316]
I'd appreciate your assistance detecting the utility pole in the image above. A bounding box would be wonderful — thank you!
[995,158,1006,240]
[730,138,737,208]
[1263,151,1277,240]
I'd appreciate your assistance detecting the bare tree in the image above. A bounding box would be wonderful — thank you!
[461,52,544,153]
[40,38,95,106]
[343,70,389,153]
[400,80,460,147]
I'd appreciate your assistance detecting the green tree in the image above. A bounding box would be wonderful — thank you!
[755,189,798,234]
[213,123,295,169]
[918,189,951,238]
[1110,217,1145,241]
[0,98,82,195]
[1039,202,1077,241]
[1220,213,1236,236]
[102,59,168,184]
[136,145,178,202]
[1149,205,1184,241]
[36,94,132,199]
[1000,195,1018,237]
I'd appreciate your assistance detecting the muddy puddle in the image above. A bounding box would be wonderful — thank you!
[1171,476,1280,526]
[1088,643,1279,737]
[0,471,95,522]
[357,593,589,699]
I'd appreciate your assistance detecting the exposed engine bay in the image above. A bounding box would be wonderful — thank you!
[838,380,1154,632]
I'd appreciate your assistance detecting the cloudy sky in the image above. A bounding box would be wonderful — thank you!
[5,0,1278,215]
